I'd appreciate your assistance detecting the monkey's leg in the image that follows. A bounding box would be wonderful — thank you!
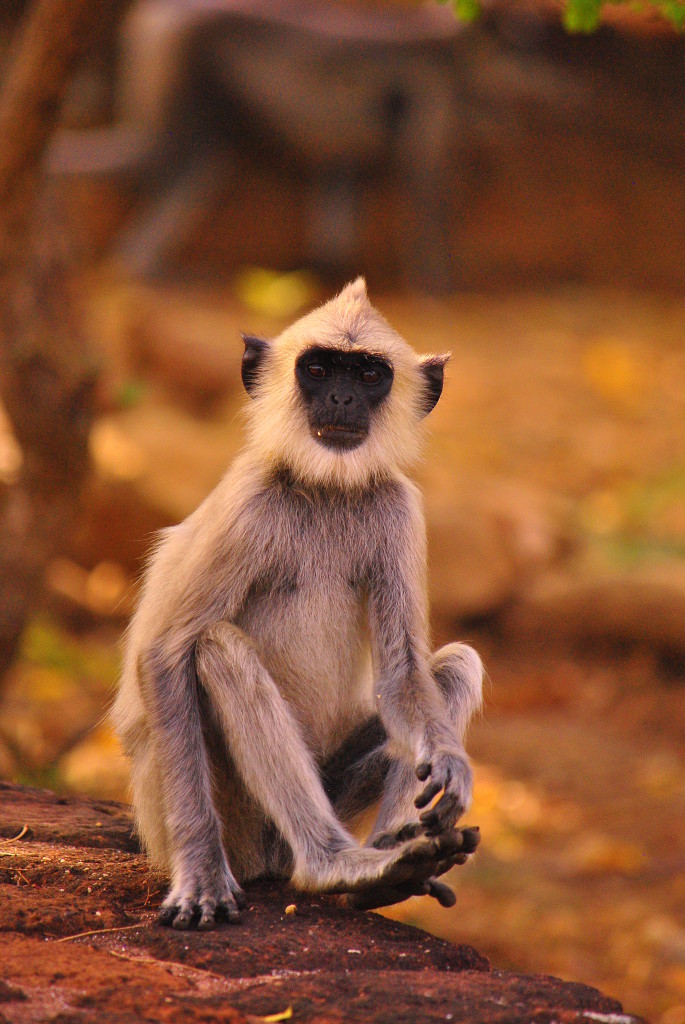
[138,651,247,930]
[321,716,389,824]
[368,642,483,847]
[195,622,469,897]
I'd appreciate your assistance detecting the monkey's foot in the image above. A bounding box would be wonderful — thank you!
[343,875,458,912]
[158,866,247,931]
[309,828,476,902]
[370,821,424,849]
[345,826,480,910]
[372,822,480,853]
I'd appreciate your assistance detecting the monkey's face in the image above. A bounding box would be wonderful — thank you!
[242,278,449,488]
[294,347,394,451]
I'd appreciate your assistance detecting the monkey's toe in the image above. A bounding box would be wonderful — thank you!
[426,878,456,907]
[378,834,456,886]
[345,872,457,911]
[344,878,430,911]
[461,826,480,853]
[371,822,422,850]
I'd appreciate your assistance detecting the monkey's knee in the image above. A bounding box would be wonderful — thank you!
[195,622,259,690]
[431,642,483,737]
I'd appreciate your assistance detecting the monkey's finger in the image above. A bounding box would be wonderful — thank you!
[233,887,248,910]
[158,904,179,927]
[172,907,196,930]
[218,900,242,925]
[419,792,461,834]
[416,761,432,781]
[158,892,199,930]
[414,780,442,809]
[426,878,457,907]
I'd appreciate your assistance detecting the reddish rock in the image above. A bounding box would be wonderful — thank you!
[0,783,645,1023]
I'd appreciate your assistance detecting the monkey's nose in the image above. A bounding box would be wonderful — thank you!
[330,393,354,406]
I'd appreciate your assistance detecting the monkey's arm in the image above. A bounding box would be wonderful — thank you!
[367,488,473,833]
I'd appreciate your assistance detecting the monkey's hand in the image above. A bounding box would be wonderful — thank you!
[349,827,480,910]
[158,858,247,931]
[414,747,473,835]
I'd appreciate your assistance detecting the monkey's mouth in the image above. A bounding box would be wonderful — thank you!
[313,424,367,451]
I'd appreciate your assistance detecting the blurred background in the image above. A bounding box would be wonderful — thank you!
[0,0,683,1020]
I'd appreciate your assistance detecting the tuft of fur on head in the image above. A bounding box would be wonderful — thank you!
[245,279,447,490]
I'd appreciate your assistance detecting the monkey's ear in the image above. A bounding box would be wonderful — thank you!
[241,334,271,397]
[418,353,450,417]
[340,276,367,302]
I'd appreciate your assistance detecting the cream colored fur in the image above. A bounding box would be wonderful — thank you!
[112,279,482,927]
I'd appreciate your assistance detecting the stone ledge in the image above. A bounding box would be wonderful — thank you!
[0,783,645,1023]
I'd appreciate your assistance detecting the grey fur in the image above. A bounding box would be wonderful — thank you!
[113,280,483,928]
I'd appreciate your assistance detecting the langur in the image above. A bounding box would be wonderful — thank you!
[113,278,483,929]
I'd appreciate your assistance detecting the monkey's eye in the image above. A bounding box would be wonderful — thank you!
[359,367,382,385]
[306,363,327,379]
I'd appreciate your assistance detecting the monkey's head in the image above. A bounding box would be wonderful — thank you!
[241,278,449,488]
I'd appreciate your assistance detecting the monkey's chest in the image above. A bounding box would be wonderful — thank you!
[235,573,373,751]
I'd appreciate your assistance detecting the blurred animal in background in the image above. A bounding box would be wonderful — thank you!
[49,0,466,293]
[113,279,483,929]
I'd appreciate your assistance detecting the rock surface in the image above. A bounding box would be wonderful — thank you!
[0,782,645,1023]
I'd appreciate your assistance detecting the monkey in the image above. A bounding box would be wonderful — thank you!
[112,277,483,930]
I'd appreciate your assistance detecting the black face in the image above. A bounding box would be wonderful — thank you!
[295,346,394,451]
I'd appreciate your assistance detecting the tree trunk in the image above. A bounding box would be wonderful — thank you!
[0,0,124,686]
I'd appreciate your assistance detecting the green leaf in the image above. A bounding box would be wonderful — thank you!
[563,0,603,32]
[659,0,685,29]
[452,0,482,23]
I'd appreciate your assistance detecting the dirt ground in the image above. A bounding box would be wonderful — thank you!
[0,281,683,1023]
